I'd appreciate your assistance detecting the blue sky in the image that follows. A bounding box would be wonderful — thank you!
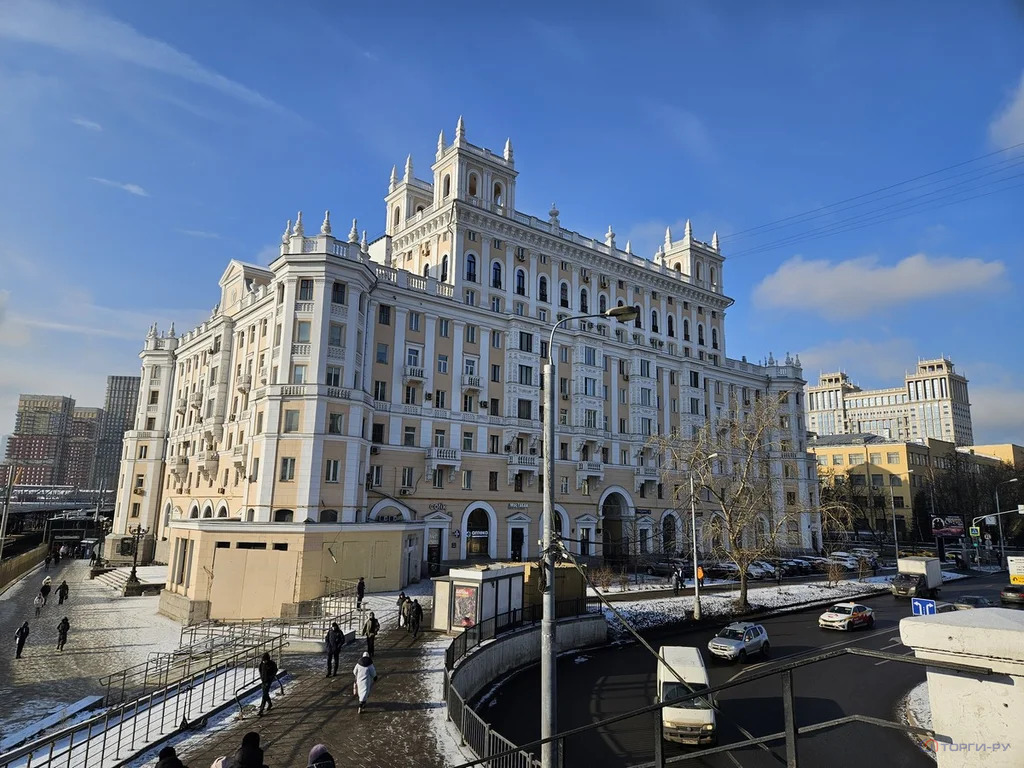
[1,1,1022,443]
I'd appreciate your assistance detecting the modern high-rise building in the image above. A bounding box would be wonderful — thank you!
[65,407,104,489]
[93,375,141,491]
[3,395,76,486]
[107,121,820,623]
[805,358,973,446]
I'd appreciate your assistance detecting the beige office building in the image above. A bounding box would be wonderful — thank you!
[107,120,819,622]
[806,359,973,447]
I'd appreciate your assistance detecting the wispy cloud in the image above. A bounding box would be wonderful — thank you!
[71,116,102,131]
[0,0,284,113]
[797,337,918,384]
[643,101,715,161]
[990,70,1024,147]
[528,20,588,63]
[90,177,149,197]
[177,229,222,240]
[753,252,1005,319]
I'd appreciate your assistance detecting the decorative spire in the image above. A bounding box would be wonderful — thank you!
[684,219,692,240]
[389,164,398,192]
[281,219,292,244]
[794,353,801,367]
[503,137,514,162]
[437,129,446,157]
[548,202,560,223]
[605,225,616,248]
[294,211,304,237]
[360,230,368,254]
[403,154,413,182]
[625,240,632,254]
[664,226,672,249]
[711,231,719,250]
[169,322,175,336]
[349,218,359,243]
[320,210,332,236]
[455,115,465,143]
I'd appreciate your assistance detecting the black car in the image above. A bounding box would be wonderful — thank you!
[1000,585,1024,605]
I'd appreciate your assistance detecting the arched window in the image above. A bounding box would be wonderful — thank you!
[440,254,449,283]
[467,508,490,558]
[465,253,477,283]
[515,269,526,296]
[579,289,589,313]
[559,282,569,308]
[711,328,719,349]
[538,275,548,302]
[273,509,294,522]
[581,445,590,460]
[442,174,451,198]
[190,507,199,519]
[491,261,502,289]
[245,508,255,522]
[683,318,690,341]
[599,294,607,313]
[633,305,642,328]
[697,324,705,346]
[710,266,717,286]
[667,315,675,337]
[695,262,703,281]
[423,264,430,279]
[320,509,339,523]
[651,310,659,333]
[216,506,228,518]
[662,516,677,555]
[617,299,624,307]
[674,263,682,273]
[392,207,401,227]
[202,505,213,519]
[416,204,424,214]
[493,182,503,206]
[468,173,478,197]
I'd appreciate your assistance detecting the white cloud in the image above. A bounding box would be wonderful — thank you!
[0,0,283,112]
[643,101,715,161]
[753,252,1005,319]
[177,229,222,240]
[254,243,280,265]
[797,337,918,385]
[970,386,1024,445]
[71,116,102,131]
[90,177,149,197]
[990,71,1024,147]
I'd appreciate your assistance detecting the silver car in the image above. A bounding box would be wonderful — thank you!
[706,622,770,662]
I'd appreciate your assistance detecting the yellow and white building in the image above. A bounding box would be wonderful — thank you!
[107,120,819,622]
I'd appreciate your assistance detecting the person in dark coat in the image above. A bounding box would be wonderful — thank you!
[57,580,70,606]
[308,743,336,768]
[362,611,380,658]
[233,731,267,768]
[410,599,423,638]
[39,581,52,605]
[15,622,29,659]
[44,554,52,570]
[56,617,70,652]
[325,622,345,677]
[53,550,60,565]
[356,576,366,610]
[154,745,186,768]
[257,652,278,716]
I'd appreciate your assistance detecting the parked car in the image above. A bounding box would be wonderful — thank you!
[746,563,768,580]
[827,555,860,570]
[818,602,875,631]
[952,595,997,610]
[708,561,739,580]
[931,601,959,614]
[643,558,688,577]
[1000,585,1024,605]
[706,622,770,662]
[752,560,777,577]
[786,558,814,575]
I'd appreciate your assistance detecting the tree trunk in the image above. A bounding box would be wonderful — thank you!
[738,569,749,610]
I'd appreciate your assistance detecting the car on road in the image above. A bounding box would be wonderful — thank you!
[786,558,815,575]
[952,595,997,610]
[818,602,875,631]
[930,601,959,614]
[1000,585,1024,605]
[746,562,769,580]
[657,646,716,745]
[706,622,770,662]
[642,558,688,577]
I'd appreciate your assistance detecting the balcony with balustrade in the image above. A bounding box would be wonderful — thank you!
[195,451,220,475]
[576,459,605,489]
[169,455,188,476]
[461,374,483,390]
[236,374,252,393]
[232,444,248,468]
[403,365,426,381]
[633,464,661,492]
[426,446,462,474]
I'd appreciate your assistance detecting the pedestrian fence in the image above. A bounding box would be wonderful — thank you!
[445,676,539,768]
[0,634,286,768]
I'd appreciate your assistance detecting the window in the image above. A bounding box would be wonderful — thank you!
[462,471,472,490]
[465,254,477,282]
[518,399,532,419]
[463,393,475,411]
[519,332,534,353]
[292,364,307,384]
[667,315,675,337]
[491,296,502,313]
[515,269,526,295]
[491,262,503,289]
[148,390,159,405]
[328,323,344,347]
[373,381,387,401]
[298,279,314,301]
[711,328,719,349]
[325,459,340,483]
[322,365,340,388]
[539,276,548,302]
[408,312,421,332]
[519,365,533,385]
[833,455,843,465]
[599,294,607,313]
[786,491,797,506]
[131,502,140,518]
[371,423,385,443]
[683,318,690,341]
[406,347,421,367]
[331,282,347,305]
[886,452,900,464]
[580,289,589,313]
[492,330,502,348]
[489,471,499,491]
[869,453,882,464]
[404,426,416,446]
[651,310,659,333]
[432,469,444,489]
[138,445,148,459]
[465,325,477,344]
[376,343,388,364]
[560,476,569,494]
[378,305,392,325]
[401,467,414,487]
[491,364,501,382]
[440,255,449,282]
[256,412,264,434]
[283,410,299,432]
[280,457,296,481]
[370,466,382,487]
[294,321,311,343]
[404,386,417,405]
[465,289,476,306]
[559,282,569,308]
[328,413,343,434]
[890,476,903,487]
[871,474,883,487]
[439,319,450,337]
[893,496,905,509]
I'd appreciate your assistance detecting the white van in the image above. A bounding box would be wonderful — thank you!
[656,646,716,745]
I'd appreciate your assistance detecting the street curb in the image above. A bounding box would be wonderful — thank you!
[898,683,936,760]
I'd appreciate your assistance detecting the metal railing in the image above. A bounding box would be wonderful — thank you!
[446,673,539,768]
[0,634,286,768]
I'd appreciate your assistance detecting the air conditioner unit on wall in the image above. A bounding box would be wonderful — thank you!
[370,446,380,454]
[399,488,412,496]
[217,487,226,494]
[425,392,433,401]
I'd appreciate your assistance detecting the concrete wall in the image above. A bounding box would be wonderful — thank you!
[0,545,47,593]
[449,614,606,702]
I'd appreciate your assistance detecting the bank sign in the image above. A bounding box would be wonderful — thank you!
[1009,556,1024,586]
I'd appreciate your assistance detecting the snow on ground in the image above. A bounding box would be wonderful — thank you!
[972,565,1004,574]
[362,578,434,621]
[903,682,932,731]
[586,575,736,595]
[420,635,475,768]
[603,578,890,631]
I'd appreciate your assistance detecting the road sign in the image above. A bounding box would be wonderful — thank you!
[1009,557,1024,586]
[984,516,996,525]
[968,526,981,538]
[911,598,937,616]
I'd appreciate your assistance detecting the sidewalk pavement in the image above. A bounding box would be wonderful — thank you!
[173,616,454,768]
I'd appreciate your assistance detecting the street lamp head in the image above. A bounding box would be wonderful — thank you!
[1005,478,1020,485]
[604,305,638,323]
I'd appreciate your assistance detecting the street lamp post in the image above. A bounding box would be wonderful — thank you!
[690,452,718,622]
[124,524,148,586]
[542,304,637,768]
[996,478,1019,567]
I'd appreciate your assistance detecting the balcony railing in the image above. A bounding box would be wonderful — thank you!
[426,447,462,465]
[461,374,482,389]
[291,343,311,356]
[232,444,248,467]
[236,374,252,393]
[327,345,346,360]
[507,454,538,469]
[576,460,604,473]
[403,365,426,380]
[195,451,220,474]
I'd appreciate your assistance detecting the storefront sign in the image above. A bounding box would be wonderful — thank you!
[507,502,529,510]
[429,502,447,512]
[636,508,652,516]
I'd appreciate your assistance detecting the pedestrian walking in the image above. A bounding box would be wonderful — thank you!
[362,611,380,658]
[15,622,30,659]
[410,599,423,638]
[56,617,70,651]
[396,592,407,628]
[40,578,52,605]
[352,651,378,714]
[325,621,345,677]
[257,652,278,716]
[233,731,268,767]
[33,593,44,617]
[401,595,413,632]
[696,565,705,588]
[356,576,366,610]
[57,580,69,606]
[53,549,60,565]
[308,744,336,768]
[44,554,52,570]
[671,569,680,596]
[155,745,185,768]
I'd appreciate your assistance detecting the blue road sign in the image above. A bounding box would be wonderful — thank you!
[912,598,937,616]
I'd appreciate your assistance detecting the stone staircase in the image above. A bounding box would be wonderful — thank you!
[95,565,167,596]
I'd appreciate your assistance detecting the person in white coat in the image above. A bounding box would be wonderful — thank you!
[352,651,378,714]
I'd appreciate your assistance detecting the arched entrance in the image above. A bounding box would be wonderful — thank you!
[601,491,630,565]
[466,508,490,558]
[662,514,678,555]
